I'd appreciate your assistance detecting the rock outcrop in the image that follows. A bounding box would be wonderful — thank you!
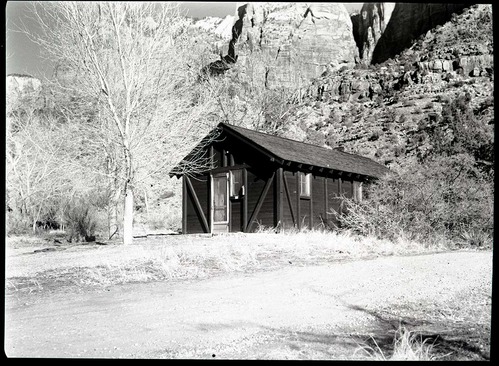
[192,15,234,40]
[287,4,493,165]
[209,2,358,88]
[352,3,472,65]
[351,3,395,65]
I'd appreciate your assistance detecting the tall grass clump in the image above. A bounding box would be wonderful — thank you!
[337,154,493,248]
[63,199,98,242]
[355,326,439,360]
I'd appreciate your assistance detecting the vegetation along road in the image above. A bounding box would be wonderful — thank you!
[5,250,491,360]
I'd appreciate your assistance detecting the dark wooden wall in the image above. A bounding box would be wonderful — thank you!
[184,175,210,234]
[312,175,326,229]
[182,134,363,234]
[281,171,297,230]
[279,169,358,231]
[246,168,275,232]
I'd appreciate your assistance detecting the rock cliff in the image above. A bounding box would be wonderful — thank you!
[192,15,234,55]
[210,2,358,88]
[351,3,395,65]
[351,3,473,65]
[368,3,471,65]
[277,4,493,166]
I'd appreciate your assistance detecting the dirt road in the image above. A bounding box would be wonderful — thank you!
[4,251,492,359]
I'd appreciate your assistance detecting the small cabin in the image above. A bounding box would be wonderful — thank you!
[170,123,389,234]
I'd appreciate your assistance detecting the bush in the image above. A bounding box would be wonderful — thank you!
[6,210,32,236]
[63,199,98,242]
[337,155,493,247]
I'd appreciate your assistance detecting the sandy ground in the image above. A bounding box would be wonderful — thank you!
[4,251,492,359]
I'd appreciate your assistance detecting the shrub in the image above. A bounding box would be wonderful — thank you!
[337,154,493,247]
[6,210,32,235]
[63,199,98,242]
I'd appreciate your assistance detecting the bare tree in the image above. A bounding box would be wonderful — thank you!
[213,49,300,135]
[23,2,220,244]
[6,105,76,233]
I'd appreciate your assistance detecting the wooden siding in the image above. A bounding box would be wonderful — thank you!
[299,197,311,229]
[341,178,353,198]
[326,177,341,228]
[230,199,243,232]
[246,168,275,231]
[185,175,210,233]
[282,170,298,230]
[212,144,223,168]
[312,175,326,229]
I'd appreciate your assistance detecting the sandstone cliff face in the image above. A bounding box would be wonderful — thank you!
[352,3,471,65]
[192,15,234,55]
[351,3,395,65]
[282,4,493,165]
[370,3,471,65]
[222,2,358,88]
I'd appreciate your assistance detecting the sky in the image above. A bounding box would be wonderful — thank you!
[5,2,364,79]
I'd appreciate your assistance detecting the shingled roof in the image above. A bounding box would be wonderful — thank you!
[171,123,390,179]
[221,123,389,178]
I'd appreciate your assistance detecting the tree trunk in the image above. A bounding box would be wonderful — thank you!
[143,188,149,224]
[123,186,134,245]
[32,205,42,234]
[108,187,121,239]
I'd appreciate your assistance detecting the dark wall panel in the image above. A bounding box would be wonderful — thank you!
[299,198,311,229]
[341,179,353,198]
[212,144,223,168]
[191,175,209,220]
[246,169,275,231]
[230,200,242,232]
[186,175,209,234]
[312,175,326,229]
[186,186,204,233]
[327,177,341,228]
[282,171,298,230]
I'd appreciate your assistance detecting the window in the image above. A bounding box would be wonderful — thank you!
[230,170,243,197]
[353,181,363,202]
[213,175,228,223]
[299,172,311,197]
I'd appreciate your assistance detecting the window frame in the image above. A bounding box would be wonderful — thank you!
[230,169,244,198]
[353,181,363,202]
[299,172,311,198]
[211,172,230,224]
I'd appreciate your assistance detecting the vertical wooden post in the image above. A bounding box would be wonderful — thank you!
[242,168,248,232]
[275,167,283,230]
[309,176,313,228]
[207,175,211,232]
[222,149,228,167]
[209,146,214,169]
[283,173,296,226]
[324,176,328,222]
[182,175,187,234]
[296,172,301,230]
[338,177,343,215]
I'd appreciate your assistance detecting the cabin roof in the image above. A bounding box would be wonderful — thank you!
[171,123,390,179]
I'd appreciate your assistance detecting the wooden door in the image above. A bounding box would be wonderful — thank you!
[211,172,229,233]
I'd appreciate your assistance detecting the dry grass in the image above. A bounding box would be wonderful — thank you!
[354,326,440,360]
[5,231,490,360]
[5,229,449,294]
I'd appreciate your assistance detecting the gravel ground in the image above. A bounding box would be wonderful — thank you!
[4,250,492,360]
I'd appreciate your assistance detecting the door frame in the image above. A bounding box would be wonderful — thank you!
[210,172,230,233]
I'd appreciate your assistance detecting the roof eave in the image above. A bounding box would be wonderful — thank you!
[220,123,286,165]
